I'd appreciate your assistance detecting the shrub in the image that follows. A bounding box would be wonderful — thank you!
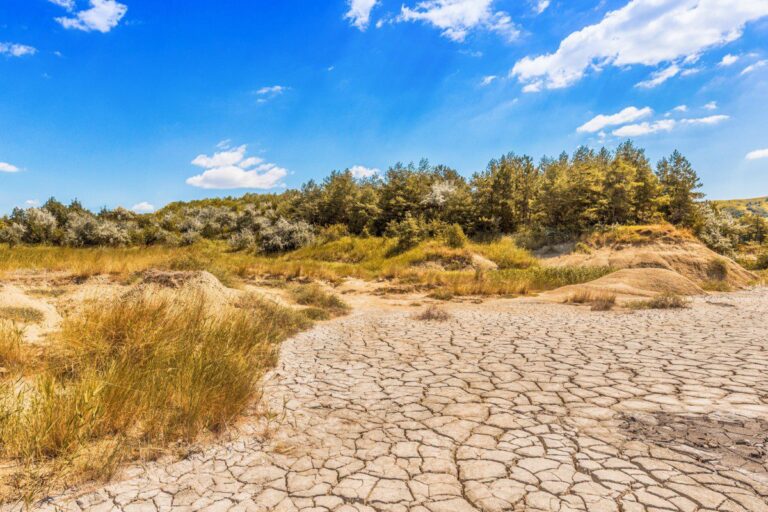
[0,307,45,325]
[386,214,425,253]
[565,289,616,310]
[755,250,768,271]
[442,224,468,248]
[258,218,315,253]
[413,305,450,322]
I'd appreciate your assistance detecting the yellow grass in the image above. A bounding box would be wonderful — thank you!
[586,223,694,247]
[0,291,315,503]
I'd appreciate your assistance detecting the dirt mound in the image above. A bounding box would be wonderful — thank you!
[130,270,233,305]
[543,232,755,289]
[544,268,704,302]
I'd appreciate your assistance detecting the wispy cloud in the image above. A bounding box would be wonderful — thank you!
[577,106,652,133]
[56,0,128,33]
[535,0,550,14]
[635,64,680,89]
[48,0,75,10]
[741,59,767,75]
[398,0,519,42]
[186,144,287,190]
[0,43,37,57]
[346,0,379,30]
[746,148,768,160]
[511,0,768,91]
[704,101,718,110]
[480,75,497,86]
[255,85,288,103]
[612,115,729,137]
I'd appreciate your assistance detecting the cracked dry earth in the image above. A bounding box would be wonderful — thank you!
[16,289,768,512]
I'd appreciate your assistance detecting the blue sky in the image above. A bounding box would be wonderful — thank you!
[1,0,767,213]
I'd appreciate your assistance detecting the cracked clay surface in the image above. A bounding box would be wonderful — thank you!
[15,289,768,511]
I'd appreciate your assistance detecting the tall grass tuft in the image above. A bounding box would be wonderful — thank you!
[0,291,311,502]
[290,284,350,316]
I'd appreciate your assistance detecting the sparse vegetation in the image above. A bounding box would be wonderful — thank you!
[0,307,44,325]
[290,284,350,316]
[565,290,617,311]
[629,293,690,310]
[413,305,450,322]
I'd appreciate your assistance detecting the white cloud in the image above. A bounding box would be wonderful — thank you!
[187,144,287,190]
[635,64,680,88]
[56,0,127,33]
[398,0,519,42]
[256,85,288,103]
[0,43,37,57]
[704,101,718,110]
[536,0,550,14]
[719,53,739,66]
[48,0,75,10]
[25,199,40,207]
[682,114,729,125]
[613,119,676,137]
[673,105,688,112]
[349,165,380,178]
[746,148,768,160]
[741,59,767,75]
[510,0,768,91]
[131,201,155,213]
[577,106,652,133]
[612,114,729,137]
[480,75,497,86]
[0,162,19,173]
[346,0,379,30]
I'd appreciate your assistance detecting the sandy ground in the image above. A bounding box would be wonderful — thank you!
[4,280,767,512]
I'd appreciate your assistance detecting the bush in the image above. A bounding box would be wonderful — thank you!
[629,292,689,309]
[413,305,450,321]
[290,284,349,316]
[754,250,768,271]
[258,218,315,253]
[386,214,426,253]
[442,224,468,248]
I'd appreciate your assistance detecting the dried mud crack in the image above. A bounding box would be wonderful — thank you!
[10,289,768,512]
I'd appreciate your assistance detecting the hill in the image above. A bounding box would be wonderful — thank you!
[714,196,768,218]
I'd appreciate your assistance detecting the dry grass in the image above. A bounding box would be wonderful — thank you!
[628,292,690,310]
[290,284,350,316]
[413,305,450,322]
[0,322,31,375]
[586,224,694,248]
[0,307,45,325]
[564,290,617,311]
[0,291,313,503]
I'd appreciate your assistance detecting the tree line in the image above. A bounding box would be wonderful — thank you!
[1,142,766,255]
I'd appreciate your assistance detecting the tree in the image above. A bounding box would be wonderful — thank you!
[656,150,704,226]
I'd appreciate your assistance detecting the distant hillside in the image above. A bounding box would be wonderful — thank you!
[714,197,768,218]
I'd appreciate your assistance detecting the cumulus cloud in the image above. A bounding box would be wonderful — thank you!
[577,106,652,133]
[704,101,718,110]
[131,202,155,213]
[612,114,729,137]
[536,0,550,14]
[741,59,767,75]
[25,199,40,207]
[186,144,287,190]
[0,162,19,173]
[398,0,519,42]
[349,165,380,178]
[346,0,379,30]
[635,64,680,89]
[613,120,676,137]
[56,0,127,33]
[510,0,768,91]
[746,148,768,160]
[0,43,37,57]
[672,105,688,112]
[719,53,739,66]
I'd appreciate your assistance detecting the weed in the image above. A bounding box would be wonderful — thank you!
[629,293,690,310]
[290,284,350,316]
[413,305,450,322]
[565,290,616,311]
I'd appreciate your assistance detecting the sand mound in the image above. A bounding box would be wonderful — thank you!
[544,268,704,302]
[128,270,233,305]
[543,236,755,289]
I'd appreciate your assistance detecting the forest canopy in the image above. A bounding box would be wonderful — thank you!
[1,142,766,256]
